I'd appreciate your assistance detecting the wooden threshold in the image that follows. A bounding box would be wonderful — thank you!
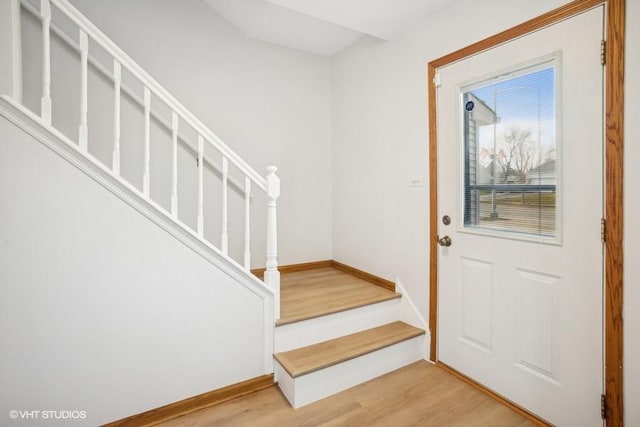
[102,374,274,427]
[274,321,424,378]
[436,362,551,427]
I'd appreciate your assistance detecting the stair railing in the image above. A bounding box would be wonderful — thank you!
[3,0,281,319]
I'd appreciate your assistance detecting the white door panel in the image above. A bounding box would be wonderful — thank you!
[437,7,604,426]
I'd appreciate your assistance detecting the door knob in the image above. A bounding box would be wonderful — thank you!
[438,235,452,247]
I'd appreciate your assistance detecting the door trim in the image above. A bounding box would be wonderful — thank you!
[427,1,625,425]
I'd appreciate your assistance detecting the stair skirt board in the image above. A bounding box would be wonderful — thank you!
[275,297,401,353]
[275,335,425,408]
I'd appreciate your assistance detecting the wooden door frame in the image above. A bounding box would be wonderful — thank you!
[427,0,625,425]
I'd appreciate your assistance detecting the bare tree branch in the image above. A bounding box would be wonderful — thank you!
[496,126,536,183]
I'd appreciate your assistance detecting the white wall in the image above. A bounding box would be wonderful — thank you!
[331,0,570,327]
[0,115,267,425]
[624,0,640,424]
[6,0,638,422]
[331,0,638,422]
[20,0,333,267]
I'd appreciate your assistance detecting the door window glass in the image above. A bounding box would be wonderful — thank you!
[461,60,557,238]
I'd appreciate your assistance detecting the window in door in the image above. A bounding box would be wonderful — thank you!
[461,57,558,240]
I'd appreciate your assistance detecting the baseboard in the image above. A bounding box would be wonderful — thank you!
[102,374,274,427]
[330,261,395,292]
[252,260,395,292]
[252,260,333,279]
[436,362,551,427]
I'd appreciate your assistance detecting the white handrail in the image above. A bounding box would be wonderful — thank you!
[49,0,267,191]
[20,0,252,197]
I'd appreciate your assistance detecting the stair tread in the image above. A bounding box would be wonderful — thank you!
[274,321,425,378]
[278,267,400,326]
[277,292,401,326]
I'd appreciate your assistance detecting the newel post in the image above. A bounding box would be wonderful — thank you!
[0,0,23,102]
[264,165,281,320]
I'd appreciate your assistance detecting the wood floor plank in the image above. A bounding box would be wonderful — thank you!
[274,321,425,377]
[278,267,401,326]
[157,361,537,427]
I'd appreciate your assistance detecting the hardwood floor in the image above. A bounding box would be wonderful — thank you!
[158,361,537,427]
[278,267,401,326]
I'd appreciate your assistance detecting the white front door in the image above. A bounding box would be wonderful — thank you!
[436,7,604,426]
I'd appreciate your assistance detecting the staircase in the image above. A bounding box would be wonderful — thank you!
[1,0,282,313]
[0,0,429,418]
[271,265,427,408]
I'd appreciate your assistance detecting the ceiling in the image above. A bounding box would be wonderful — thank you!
[203,0,453,56]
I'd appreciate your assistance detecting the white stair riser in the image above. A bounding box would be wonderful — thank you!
[275,298,401,352]
[275,335,425,408]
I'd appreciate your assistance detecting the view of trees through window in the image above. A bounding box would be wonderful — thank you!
[462,62,557,238]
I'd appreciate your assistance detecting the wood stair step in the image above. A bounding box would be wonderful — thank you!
[277,267,401,326]
[274,321,425,378]
[277,291,402,326]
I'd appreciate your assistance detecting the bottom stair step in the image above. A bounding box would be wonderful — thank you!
[274,321,426,408]
[274,321,424,377]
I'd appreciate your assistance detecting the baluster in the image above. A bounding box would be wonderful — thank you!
[1,0,23,102]
[264,166,280,319]
[78,29,88,152]
[40,0,51,124]
[112,60,121,175]
[170,112,178,217]
[243,177,251,269]
[221,156,229,255]
[197,135,204,236]
[142,87,151,197]
[13,0,22,103]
